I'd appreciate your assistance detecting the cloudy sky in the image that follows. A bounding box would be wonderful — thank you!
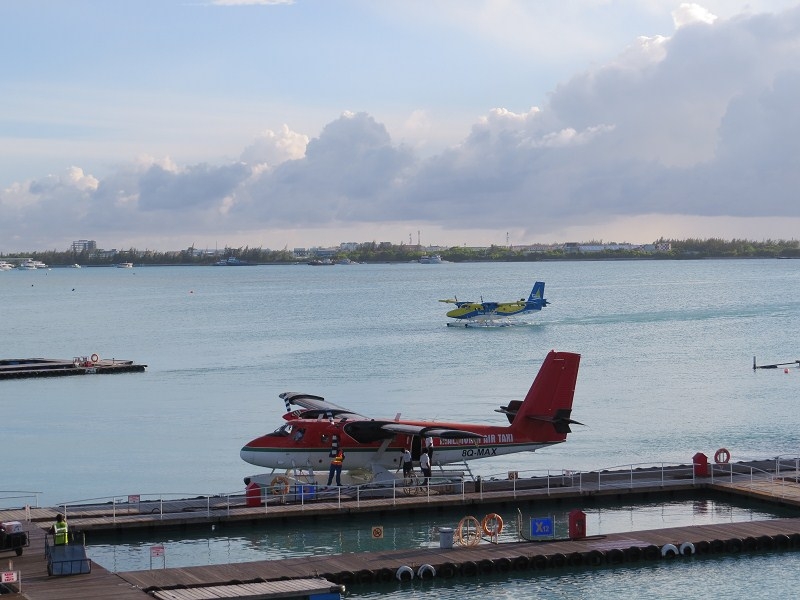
[2,1,800,253]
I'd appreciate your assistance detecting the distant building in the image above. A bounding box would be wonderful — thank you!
[72,240,97,253]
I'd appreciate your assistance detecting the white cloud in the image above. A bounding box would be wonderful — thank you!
[673,3,718,28]
[3,3,800,252]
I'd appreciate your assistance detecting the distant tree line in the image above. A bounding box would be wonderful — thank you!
[2,238,799,266]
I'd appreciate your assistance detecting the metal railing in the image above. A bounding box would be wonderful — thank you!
[42,457,800,524]
[0,490,41,510]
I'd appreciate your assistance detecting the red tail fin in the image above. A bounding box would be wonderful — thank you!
[508,351,581,438]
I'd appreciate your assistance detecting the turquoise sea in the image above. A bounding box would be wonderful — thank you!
[3,259,800,597]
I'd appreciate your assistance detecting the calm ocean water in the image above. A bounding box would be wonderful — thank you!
[3,259,800,596]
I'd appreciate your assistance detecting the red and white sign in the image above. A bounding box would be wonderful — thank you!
[1,571,19,584]
[128,495,140,503]
[150,545,165,557]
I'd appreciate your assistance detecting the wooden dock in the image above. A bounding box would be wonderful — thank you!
[5,460,800,598]
[0,358,146,380]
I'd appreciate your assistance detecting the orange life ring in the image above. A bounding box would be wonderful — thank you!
[714,448,731,464]
[481,512,504,536]
[90,354,99,363]
[270,476,291,495]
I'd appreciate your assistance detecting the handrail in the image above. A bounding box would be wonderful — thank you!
[34,458,800,523]
[0,490,41,509]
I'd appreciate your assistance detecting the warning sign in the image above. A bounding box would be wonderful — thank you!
[1,571,19,584]
[371,526,384,539]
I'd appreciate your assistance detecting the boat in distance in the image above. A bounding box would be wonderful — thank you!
[240,350,581,479]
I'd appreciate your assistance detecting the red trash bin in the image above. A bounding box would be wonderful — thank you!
[245,482,262,507]
[568,509,586,539]
[693,452,709,477]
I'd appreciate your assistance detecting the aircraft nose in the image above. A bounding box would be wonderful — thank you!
[240,446,259,466]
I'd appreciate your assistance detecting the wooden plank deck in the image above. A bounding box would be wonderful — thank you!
[114,517,800,592]
[6,460,800,598]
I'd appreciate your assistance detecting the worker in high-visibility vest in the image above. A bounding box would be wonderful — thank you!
[326,449,345,486]
[51,513,69,545]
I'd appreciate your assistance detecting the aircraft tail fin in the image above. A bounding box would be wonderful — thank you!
[503,351,581,439]
[526,281,548,309]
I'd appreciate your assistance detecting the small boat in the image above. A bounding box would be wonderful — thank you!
[17,260,37,270]
[214,257,249,266]
[0,261,14,271]
[307,259,334,266]
[419,255,443,264]
[70,264,82,269]
[116,262,134,268]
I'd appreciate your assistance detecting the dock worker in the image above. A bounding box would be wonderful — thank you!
[401,447,413,477]
[50,513,69,545]
[327,449,345,486]
[425,435,434,459]
[420,450,432,485]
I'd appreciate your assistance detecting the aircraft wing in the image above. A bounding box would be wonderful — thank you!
[379,422,484,440]
[279,392,366,419]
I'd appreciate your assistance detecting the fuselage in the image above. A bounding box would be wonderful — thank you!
[240,417,562,472]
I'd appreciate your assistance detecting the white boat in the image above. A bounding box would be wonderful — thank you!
[70,264,81,268]
[418,255,443,264]
[17,260,37,270]
[117,262,134,268]
[0,261,14,271]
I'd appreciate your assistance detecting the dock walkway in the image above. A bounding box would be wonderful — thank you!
[4,459,800,598]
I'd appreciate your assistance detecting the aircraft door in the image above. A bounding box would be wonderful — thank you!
[411,436,422,461]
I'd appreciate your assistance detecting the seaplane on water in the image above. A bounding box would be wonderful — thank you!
[240,350,581,487]
[439,281,548,327]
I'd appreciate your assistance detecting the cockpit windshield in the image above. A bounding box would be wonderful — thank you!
[268,423,293,437]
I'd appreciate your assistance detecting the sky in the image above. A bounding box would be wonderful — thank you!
[2,1,800,253]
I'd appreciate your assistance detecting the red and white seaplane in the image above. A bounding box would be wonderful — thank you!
[240,350,581,488]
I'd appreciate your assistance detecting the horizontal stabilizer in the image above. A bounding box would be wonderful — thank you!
[526,408,584,434]
[495,400,523,424]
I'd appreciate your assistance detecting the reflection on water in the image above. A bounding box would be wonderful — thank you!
[86,495,788,573]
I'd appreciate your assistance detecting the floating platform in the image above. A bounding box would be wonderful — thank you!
[0,357,147,380]
[5,458,800,598]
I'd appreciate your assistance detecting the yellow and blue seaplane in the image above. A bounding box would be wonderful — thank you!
[439,282,548,327]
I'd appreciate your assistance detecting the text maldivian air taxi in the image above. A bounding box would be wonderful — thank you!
[439,281,548,326]
[240,350,581,484]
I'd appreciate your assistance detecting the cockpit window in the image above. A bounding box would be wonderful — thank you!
[268,423,293,437]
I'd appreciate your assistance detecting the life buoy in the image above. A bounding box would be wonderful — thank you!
[456,516,482,547]
[270,476,290,495]
[395,565,414,582]
[416,564,436,579]
[90,353,99,363]
[481,513,504,536]
[714,447,731,464]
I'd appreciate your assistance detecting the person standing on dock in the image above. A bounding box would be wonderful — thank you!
[327,449,345,486]
[425,435,434,459]
[420,450,432,485]
[402,447,413,477]
[50,513,69,545]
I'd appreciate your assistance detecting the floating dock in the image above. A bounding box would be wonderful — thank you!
[0,357,146,380]
[4,458,800,598]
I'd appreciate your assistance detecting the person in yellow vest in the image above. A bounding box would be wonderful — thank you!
[50,513,69,545]
[327,449,345,486]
